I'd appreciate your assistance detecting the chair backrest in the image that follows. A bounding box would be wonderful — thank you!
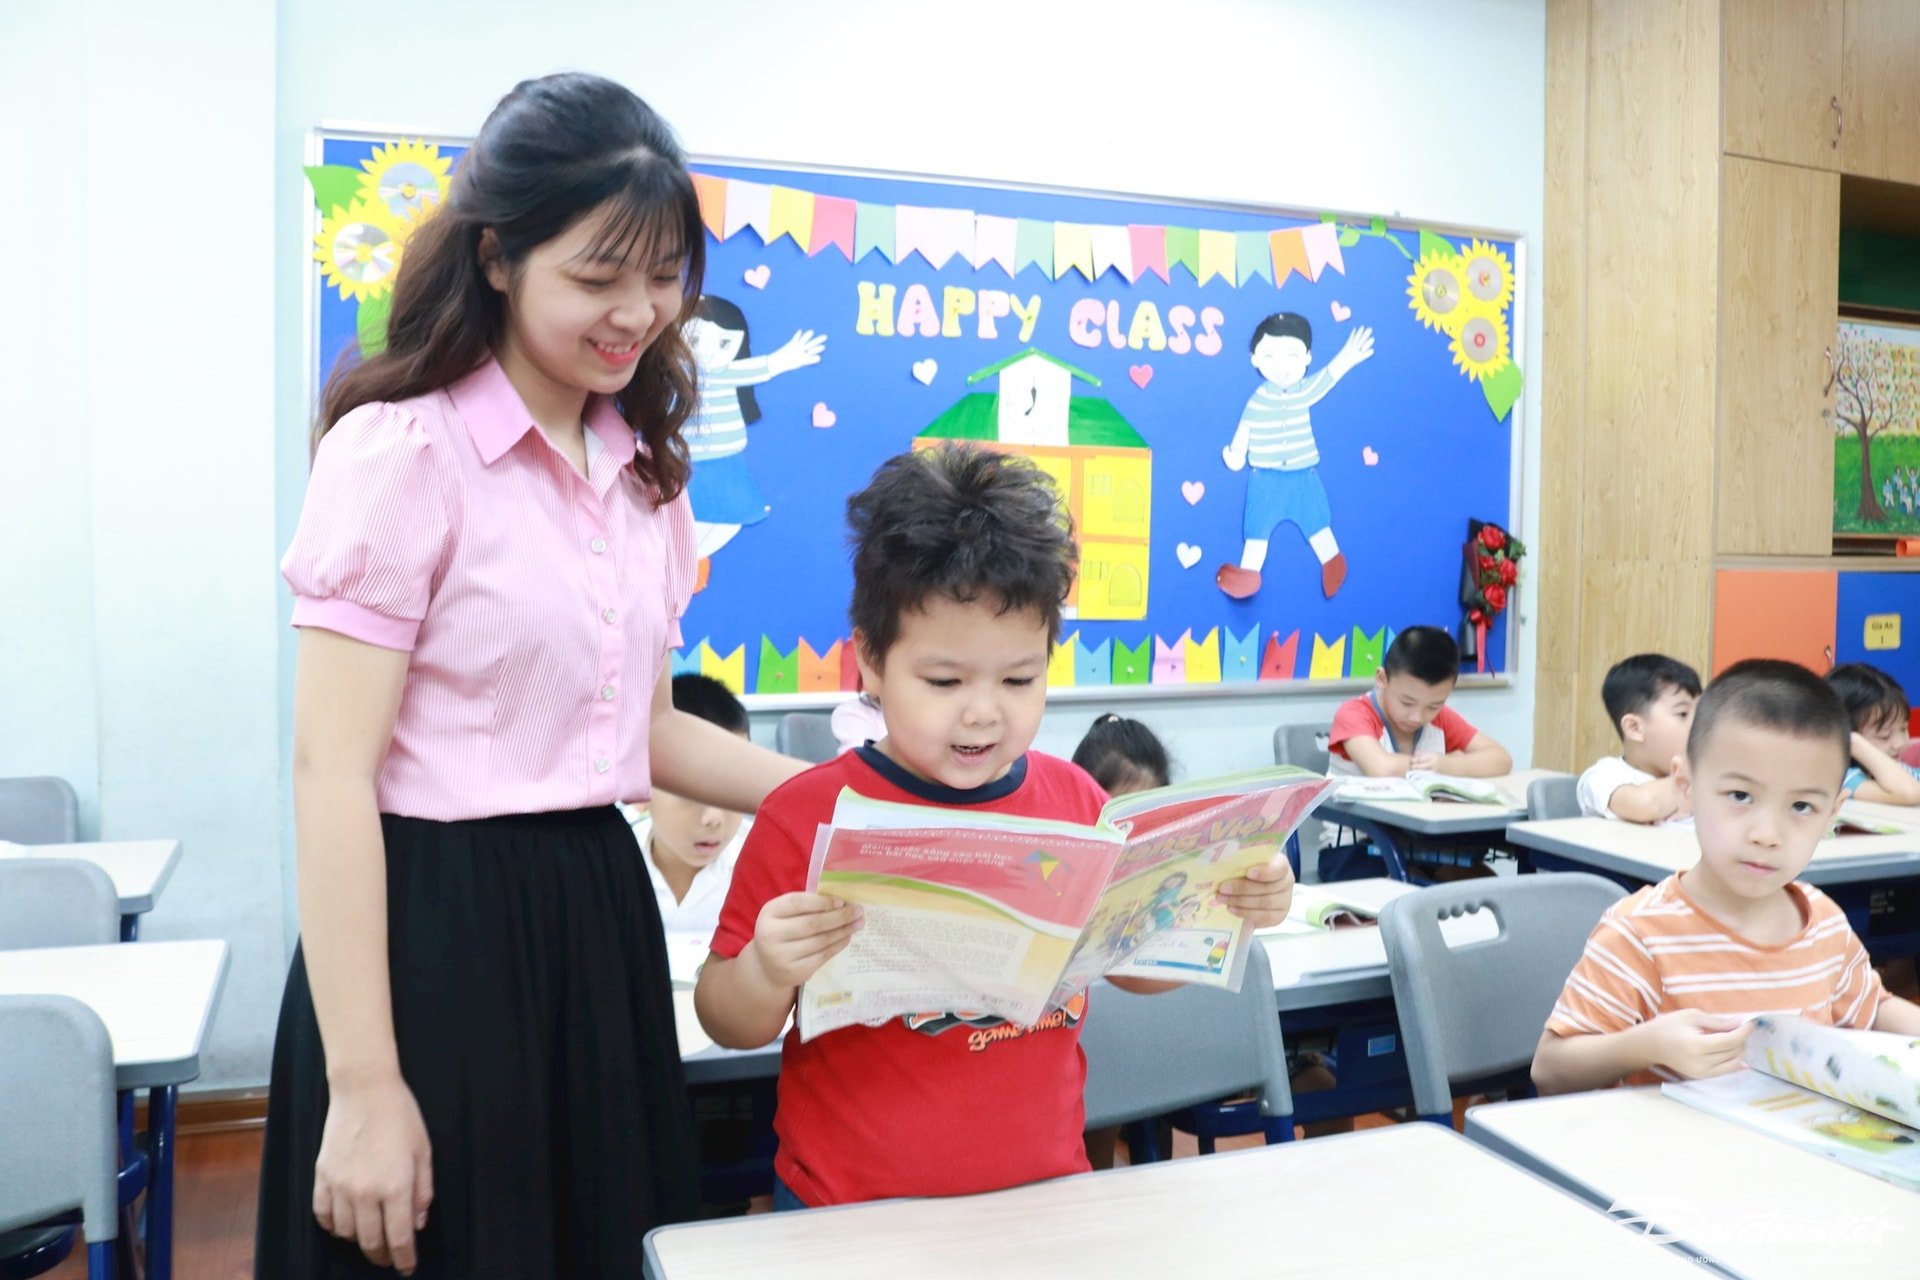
[1081,943,1293,1129]
[0,994,119,1242]
[775,713,841,765]
[0,859,119,951]
[1379,874,1626,1119]
[1273,725,1332,863]
[0,777,80,844]
[1527,775,1579,821]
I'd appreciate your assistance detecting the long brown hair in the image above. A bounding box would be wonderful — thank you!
[318,73,705,501]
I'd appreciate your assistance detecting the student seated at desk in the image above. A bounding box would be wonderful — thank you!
[1534,660,1920,1095]
[696,447,1299,1209]
[1327,625,1512,780]
[1577,653,1700,824]
[623,674,754,936]
[1827,663,1920,807]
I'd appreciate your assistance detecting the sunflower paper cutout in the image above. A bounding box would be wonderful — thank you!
[1459,240,1515,314]
[1449,312,1511,383]
[315,198,406,302]
[358,140,452,223]
[1408,251,1469,336]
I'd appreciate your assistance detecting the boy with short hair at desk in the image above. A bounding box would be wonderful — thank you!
[695,445,1301,1209]
[1533,660,1920,1095]
[1577,653,1700,823]
[1827,663,1920,806]
[1326,625,1512,780]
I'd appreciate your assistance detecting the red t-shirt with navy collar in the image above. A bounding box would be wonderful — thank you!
[710,746,1108,1207]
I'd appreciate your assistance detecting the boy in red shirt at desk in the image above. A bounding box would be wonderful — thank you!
[696,446,1299,1208]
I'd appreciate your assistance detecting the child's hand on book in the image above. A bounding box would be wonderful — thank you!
[1214,853,1295,929]
[1640,1009,1753,1080]
[1407,752,1439,774]
[749,892,864,990]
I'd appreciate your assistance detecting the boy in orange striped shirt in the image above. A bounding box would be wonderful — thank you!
[1533,659,1920,1094]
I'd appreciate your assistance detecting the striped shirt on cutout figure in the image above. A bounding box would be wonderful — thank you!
[1215,311,1373,601]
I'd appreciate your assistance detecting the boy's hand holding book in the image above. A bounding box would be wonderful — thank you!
[1640,1009,1752,1080]
[1215,854,1295,930]
[748,893,864,989]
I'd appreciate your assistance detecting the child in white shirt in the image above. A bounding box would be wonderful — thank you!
[624,674,754,935]
[1577,653,1700,823]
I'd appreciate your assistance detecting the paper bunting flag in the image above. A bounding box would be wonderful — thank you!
[1223,624,1261,682]
[671,640,706,678]
[1113,637,1151,685]
[839,639,861,691]
[691,173,727,238]
[1129,225,1169,283]
[1308,635,1347,680]
[896,204,974,270]
[1048,633,1079,688]
[1053,223,1095,281]
[1090,225,1132,282]
[1235,231,1273,286]
[721,180,774,242]
[767,186,814,251]
[1348,627,1388,680]
[1014,219,1053,276]
[1269,228,1313,287]
[853,203,896,263]
[1301,222,1346,279]
[703,642,747,693]
[808,196,856,260]
[972,214,1018,276]
[1074,637,1113,686]
[1261,630,1300,680]
[1164,227,1200,281]
[757,637,799,694]
[1152,632,1190,684]
[1196,230,1235,286]
[797,639,841,692]
[1184,628,1222,683]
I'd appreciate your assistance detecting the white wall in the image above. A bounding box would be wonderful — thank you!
[3,0,1548,1090]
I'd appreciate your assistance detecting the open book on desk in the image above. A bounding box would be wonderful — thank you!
[796,766,1335,1041]
[1663,1015,1920,1191]
[1335,772,1509,805]
[1256,883,1386,937]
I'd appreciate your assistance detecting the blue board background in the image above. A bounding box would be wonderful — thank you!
[313,139,1520,693]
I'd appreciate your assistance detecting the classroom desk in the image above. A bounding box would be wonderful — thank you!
[1316,769,1565,881]
[0,940,228,1280]
[644,1118,1706,1280]
[0,838,183,940]
[1466,1088,1918,1278]
[1506,816,1920,957]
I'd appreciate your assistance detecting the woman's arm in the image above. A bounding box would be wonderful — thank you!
[648,666,808,812]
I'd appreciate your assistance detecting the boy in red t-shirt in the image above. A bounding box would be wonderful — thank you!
[696,446,1301,1209]
[1326,626,1510,780]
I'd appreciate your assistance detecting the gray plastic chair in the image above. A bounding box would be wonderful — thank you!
[1081,942,1294,1151]
[775,712,841,764]
[0,777,80,844]
[1379,874,1626,1124]
[1527,775,1579,820]
[0,994,118,1278]
[0,860,119,951]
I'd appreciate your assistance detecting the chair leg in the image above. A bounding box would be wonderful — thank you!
[1195,1132,1215,1156]
[1123,1120,1161,1164]
[1264,1115,1295,1143]
[87,1240,114,1280]
[147,1085,176,1280]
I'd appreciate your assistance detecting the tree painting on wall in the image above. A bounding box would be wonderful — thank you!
[1833,319,1920,535]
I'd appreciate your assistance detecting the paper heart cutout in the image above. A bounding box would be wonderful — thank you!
[1362,445,1379,466]
[1176,543,1203,569]
[911,359,938,386]
[743,264,771,289]
[812,402,837,429]
[1181,480,1205,505]
[1330,300,1352,322]
[1128,364,1153,389]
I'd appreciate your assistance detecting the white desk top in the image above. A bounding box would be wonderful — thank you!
[0,939,228,1088]
[1319,769,1566,835]
[1261,880,1501,1012]
[0,839,182,915]
[1508,816,1920,887]
[1467,1088,1919,1277]
[645,1118,1702,1279]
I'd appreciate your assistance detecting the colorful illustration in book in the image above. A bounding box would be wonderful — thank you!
[685,295,827,589]
[1215,313,1374,602]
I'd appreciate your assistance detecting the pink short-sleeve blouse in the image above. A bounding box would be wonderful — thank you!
[282,358,697,821]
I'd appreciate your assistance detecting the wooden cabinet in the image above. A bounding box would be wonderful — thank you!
[1841,0,1920,185]
[1723,0,1844,170]
[1716,156,1841,556]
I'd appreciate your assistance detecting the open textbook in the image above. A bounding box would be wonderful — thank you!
[1663,1015,1920,1192]
[1256,883,1387,937]
[1334,772,1508,805]
[796,766,1335,1040]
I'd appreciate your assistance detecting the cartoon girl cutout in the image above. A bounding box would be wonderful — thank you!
[683,295,827,588]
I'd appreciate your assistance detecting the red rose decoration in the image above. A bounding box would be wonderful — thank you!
[1499,559,1518,585]
[1484,584,1508,612]
[1469,608,1486,625]
[1478,553,1497,574]
[1479,526,1505,551]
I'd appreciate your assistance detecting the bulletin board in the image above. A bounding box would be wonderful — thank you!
[305,132,1525,702]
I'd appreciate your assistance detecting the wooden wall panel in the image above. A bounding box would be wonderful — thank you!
[1722,0,1844,170]
[1841,0,1920,185]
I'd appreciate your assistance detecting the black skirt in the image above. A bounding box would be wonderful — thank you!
[256,807,698,1278]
